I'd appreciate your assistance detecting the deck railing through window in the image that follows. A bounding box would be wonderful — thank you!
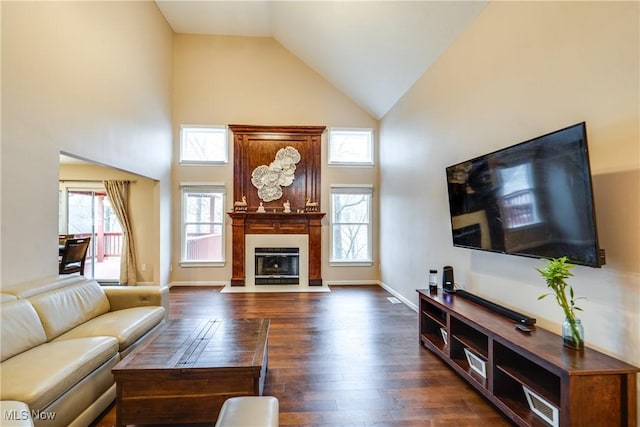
[75,232,123,260]
[186,233,222,261]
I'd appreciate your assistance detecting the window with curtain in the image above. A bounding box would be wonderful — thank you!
[330,185,373,264]
[181,184,226,266]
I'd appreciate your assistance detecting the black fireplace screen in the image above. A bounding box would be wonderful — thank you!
[255,247,299,285]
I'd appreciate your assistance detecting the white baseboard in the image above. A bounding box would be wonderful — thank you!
[379,281,418,312]
[324,280,380,286]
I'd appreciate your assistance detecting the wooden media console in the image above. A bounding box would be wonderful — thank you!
[417,289,639,427]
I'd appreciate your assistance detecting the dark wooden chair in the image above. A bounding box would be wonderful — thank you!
[58,234,74,245]
[58,234,74,256]
[59,237,91,275]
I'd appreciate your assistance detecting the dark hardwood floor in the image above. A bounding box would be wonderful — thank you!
[92,285,511,427]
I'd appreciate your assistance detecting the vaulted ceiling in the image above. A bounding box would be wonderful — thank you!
[155,1,488,119]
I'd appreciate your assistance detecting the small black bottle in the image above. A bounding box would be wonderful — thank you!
[429,269,438,292]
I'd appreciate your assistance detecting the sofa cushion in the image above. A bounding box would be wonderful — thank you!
[54,306,165,351]
[0,336,118,412]
[1,300,47,362]
[27,280,110,340]
[1,294,18,303]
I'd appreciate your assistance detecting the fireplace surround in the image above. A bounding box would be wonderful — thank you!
[246,234,308,287]
[228,125,326,287]
[229,212,324,286]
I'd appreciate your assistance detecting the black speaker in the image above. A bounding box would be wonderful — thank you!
[442,266,455,293]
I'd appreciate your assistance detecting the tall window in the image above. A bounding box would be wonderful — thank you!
[180,125,228,164]
[181,184,226,265]
[328,128,374,165]
[330,185,373,264]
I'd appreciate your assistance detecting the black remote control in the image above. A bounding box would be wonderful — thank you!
[514,323,532,333]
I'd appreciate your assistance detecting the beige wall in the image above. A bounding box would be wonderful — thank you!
[59,163,158,283]
[171,34,379,285]
[379,0,639,401]
[1,1,174,287]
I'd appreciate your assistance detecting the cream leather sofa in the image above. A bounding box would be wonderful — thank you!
[0,275,168,427]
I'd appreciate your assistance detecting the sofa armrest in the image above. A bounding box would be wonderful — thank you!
[0,401,34,426]
[102,286,169,315]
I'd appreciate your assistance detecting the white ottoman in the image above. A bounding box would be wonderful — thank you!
[215,396,279,427]
[0,401,34,427]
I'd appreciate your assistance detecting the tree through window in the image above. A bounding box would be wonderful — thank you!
[331,186,373,263]
[328,128,374,165]
[180,125,228,164]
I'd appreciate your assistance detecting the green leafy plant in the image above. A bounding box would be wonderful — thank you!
[537,257,584,348]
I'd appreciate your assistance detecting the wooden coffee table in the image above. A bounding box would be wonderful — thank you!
[112,318,269,426]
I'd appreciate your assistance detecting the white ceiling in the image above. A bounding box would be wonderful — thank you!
[155,1,488,119]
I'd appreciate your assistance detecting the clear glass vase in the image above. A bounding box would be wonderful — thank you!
[562,317,584,350]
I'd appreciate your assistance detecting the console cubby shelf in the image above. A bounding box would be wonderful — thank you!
[417,289,639,427]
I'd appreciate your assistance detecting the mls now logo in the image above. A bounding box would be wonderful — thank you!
[3,409,56,422]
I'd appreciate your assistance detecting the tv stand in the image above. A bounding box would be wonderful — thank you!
[417,289,639,426]
[455,289,536,325]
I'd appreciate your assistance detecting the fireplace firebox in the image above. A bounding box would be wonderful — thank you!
[255,247,299,285]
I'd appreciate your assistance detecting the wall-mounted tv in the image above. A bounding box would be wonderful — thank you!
[445,122,605,268]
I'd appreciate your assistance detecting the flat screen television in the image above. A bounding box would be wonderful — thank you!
[445,122,604,267]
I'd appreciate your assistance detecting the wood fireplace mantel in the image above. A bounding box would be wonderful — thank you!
[228,125,326,287]
[228,212,325,286]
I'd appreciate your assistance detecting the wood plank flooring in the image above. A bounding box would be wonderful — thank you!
[91,285,512,427]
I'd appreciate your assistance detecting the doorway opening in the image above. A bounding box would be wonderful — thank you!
[59,183,122,282]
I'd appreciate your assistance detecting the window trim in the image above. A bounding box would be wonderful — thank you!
[328,127,375,166]
[329,184,374,265]
[179,125,229,165]
[179,182,227,267]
